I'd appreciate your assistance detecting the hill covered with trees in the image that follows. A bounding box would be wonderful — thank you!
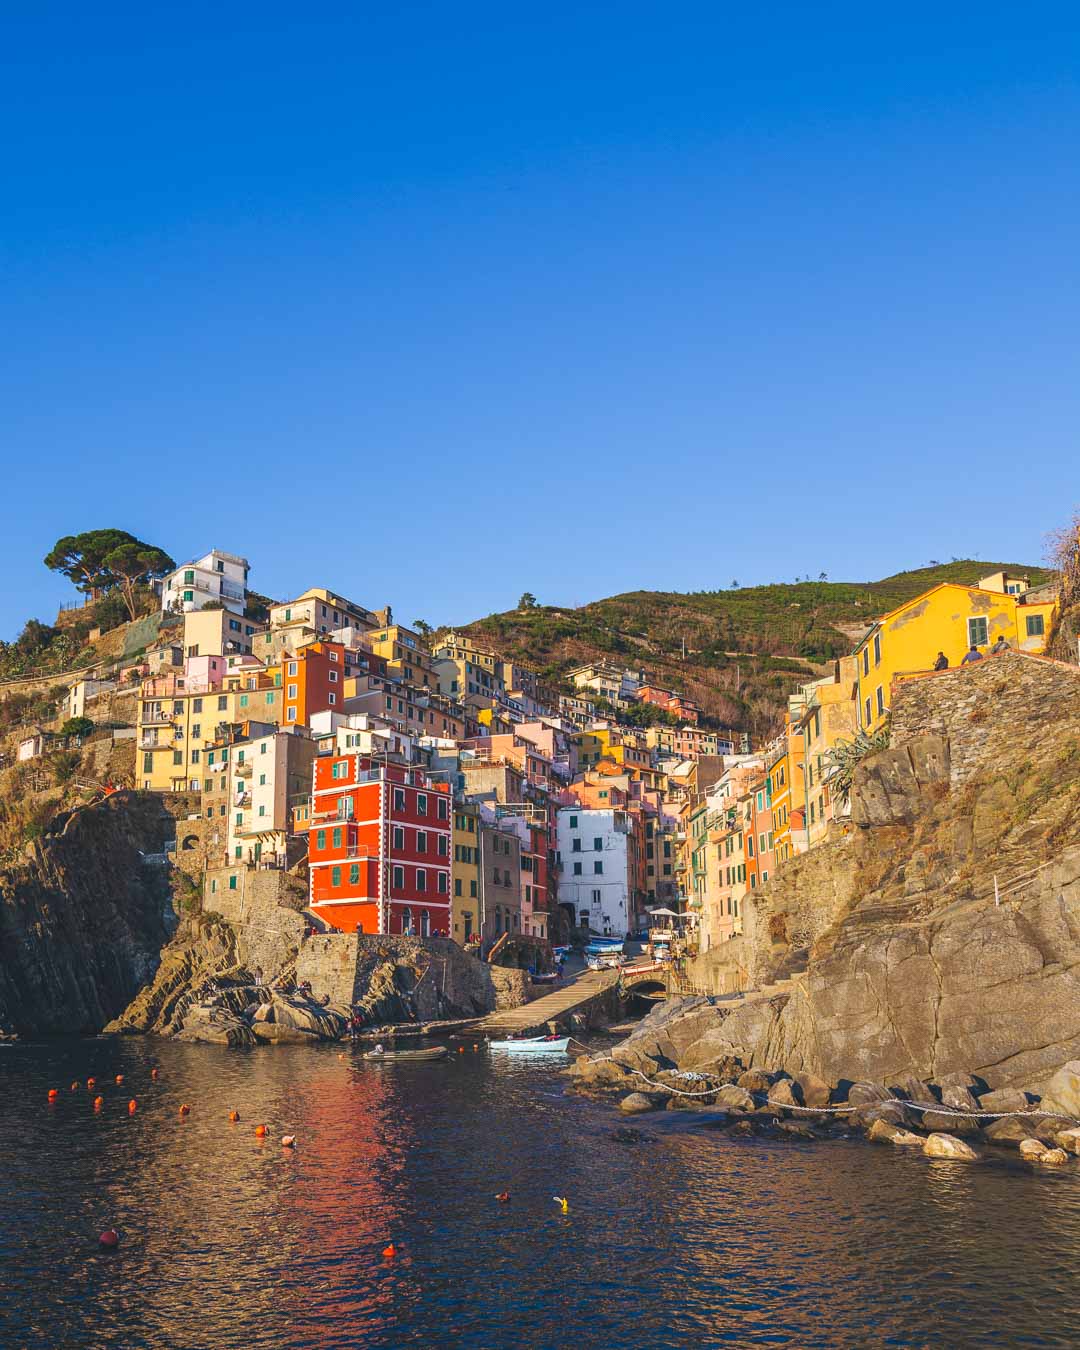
[451,560,1053,739]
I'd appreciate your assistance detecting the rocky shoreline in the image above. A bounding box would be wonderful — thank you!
[569,997,1080,1167]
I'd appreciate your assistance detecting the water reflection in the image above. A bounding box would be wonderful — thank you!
[3,1039,1080,1349]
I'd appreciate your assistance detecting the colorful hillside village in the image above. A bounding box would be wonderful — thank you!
[108,549,1060,954]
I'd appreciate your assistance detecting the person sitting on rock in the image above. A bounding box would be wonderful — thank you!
[933,651,949,671]
[990,635,1011,654]
[961,644,984,664]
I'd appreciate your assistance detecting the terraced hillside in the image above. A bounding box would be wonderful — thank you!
[451,561,1051,739]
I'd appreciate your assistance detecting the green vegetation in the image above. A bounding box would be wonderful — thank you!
[44,529,175,618]
[59,716,94,739]
[452,559,1051,737]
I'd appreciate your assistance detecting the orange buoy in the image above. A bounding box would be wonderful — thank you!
[47,1088,59,1102]
[150,1068,159,1080]
[71,1081,80,1092]
[87,1077,96,1090]
[179,1103,191,1116]
[281,1135,296,1148]
[115,1075,124,1085]
[128,1099,137,1114]
[457,1046,465,1054]
[495,1191,510,1203]
[254,1124,267,1138]
[382,1243,397,1259]
[99,1229,120,1250]
[93,1096,104,1110]
[228,1109,240,1123]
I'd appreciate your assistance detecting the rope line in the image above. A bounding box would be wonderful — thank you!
[627,1068,1080,1123]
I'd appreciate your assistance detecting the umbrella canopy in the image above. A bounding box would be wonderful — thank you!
[647,907,681,918]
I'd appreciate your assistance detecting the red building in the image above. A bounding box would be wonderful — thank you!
[307,753,452,936]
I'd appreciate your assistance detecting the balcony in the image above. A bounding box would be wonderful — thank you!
[140,712,176,727]
[234,761,252,778]
[234,793,252,808]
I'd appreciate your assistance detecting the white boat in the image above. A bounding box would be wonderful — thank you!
[490,1035,570,1054]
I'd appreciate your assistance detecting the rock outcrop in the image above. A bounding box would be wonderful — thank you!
[0,793,177,1037]
[686,653,1080,1090]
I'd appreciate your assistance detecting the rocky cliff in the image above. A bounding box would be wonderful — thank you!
[685,652,1080,1091]
[0,792,177,1037]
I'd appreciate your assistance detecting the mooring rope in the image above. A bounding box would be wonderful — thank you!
[626,1067,1080,1123]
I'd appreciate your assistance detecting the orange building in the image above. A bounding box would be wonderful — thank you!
[278,640,346,728]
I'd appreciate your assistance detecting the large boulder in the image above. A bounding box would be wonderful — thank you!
[1019,1138,1048,1162]
[1054,1127,1080,1155]
[977,1087,1031,1115]
[920,1109,979,1135]
[868,1119,924,1147]
[940,1079,981,1114]
[737,1068,774,1094]
[795,1073,833,1108]
[1040,1148,1069,1166]
[983,1118,1031,1148]
[846,1082,893,1106]
[890,1074,936,1104]
[923,1133,979,1161]
[1038,1061,1080,1118]
[618,1092,660,1115]
[715,1084,757,1112]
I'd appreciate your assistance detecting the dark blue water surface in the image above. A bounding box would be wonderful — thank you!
[2,1037,1079,1349]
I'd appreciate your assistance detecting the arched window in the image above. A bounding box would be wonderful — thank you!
[401,906,413,935]
[420,909,430,937]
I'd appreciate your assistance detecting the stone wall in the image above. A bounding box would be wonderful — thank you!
[295,933,531,1019]
[204,866,308,979]
[889,651,1080,785]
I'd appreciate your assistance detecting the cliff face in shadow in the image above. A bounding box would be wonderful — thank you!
[0,792,177,1037]
[689,652,1080,1091]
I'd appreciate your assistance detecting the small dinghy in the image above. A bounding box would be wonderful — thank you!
[490,1035,570,1054]
[363,1045,449,1063]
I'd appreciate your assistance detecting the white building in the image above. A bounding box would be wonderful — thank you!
[222,725,316,868]
[308,709,415,761]
[556,806,633,938]
[162,549,249,616]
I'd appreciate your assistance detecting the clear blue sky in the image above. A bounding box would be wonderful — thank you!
[3,3,1078,640]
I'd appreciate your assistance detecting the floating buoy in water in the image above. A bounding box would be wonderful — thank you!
[228,1109,240,1123]
[99,1229,120,1250]
[179,1103,191,1116]
[457,1046,465,1054]
[115,1075,124,1085]
[553,1196,569,1213]
[128,1099,137,1114]
[47,1088,59,1102]
[255,1124,267,1138]
[87,1077,96,1090]
[495,1191,510,1203]
[281,1135,296,1148]
[382,1244,396,1259]
[71,1081,80,1092]
[93,1096,104,1110]
[150,1068,159,1080]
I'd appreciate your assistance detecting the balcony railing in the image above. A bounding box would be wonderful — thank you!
[234,761,252,777]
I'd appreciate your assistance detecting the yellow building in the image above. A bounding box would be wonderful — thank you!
[853,575,1056,734]
[137,677,244,793]
[366,624,439,689]
[451,801,482,943]
[796,657,859,847]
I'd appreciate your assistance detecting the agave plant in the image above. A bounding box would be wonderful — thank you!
[823,724,891,804]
